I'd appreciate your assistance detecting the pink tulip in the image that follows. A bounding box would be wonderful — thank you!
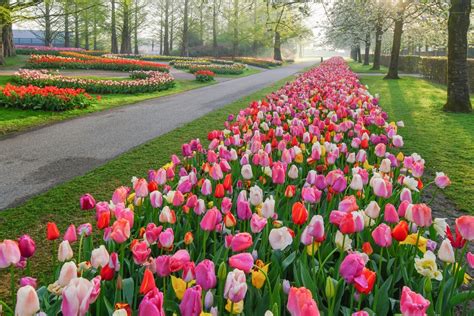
[158,228,174,248]
[371,223,392,247]
[19,276,37,288]
[195,259,216,290]
[132,241,151,265]
[58,261,78,287]
[287,286,320,316]
[173,190,185,206]
[229,253,254,273]
[91,245,109,269]
[155,255,171,277]
[112,186,129,204]
[353,312,369,316]
[150,191,163,208]
[15,285,40,316]
[179,285,202,316]
[134,178,149,197]
[224,269,248,302]
[455,215,474,241]
[412,203,432,227]
[400,188,412,202]
[230,233,253,252]
[250,213,267,233]
[64,224,78,243]
[372,177,392,199]
[169,249,191,272]
[182,262,196,283]
[236,200,252,220]
[374,143,386,157]
[400,286,430,316]
[384,203,399,223]
[201,179,212,195]
[339,253,365,283]
[467,252,474,269]
[18,235,36,258]
[138,287,165,316]
[435,172,451,189]
[89,276,101,303]
[272,162,286,184]
[339,195,358,213]
[200,207,222,231]
[80,193,96,210]
[307,215,325,242]
[110,218,131,244]
[114,204,134,227]
[269,227,293,250]
[77,223,92,236]
[61,277,94,316]
[58,240,74,262]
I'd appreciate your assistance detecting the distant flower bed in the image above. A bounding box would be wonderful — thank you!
[25,55,170,72]
[188,63,246,75]
[233,57,283,68]
[15,45,84,56]
[14,69,175,94]
[194,70,215,82]
[0,83,93,111]
[171,60,211,68]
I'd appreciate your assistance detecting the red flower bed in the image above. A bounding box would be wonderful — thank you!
[0,83,94,111]
[26,55,170,72]
[194,69,215,82]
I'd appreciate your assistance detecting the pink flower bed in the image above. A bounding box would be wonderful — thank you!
[2,57,473,316]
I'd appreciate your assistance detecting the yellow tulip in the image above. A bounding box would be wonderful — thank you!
[171,275,195,300]
[127,193,135,204]
[400,233,427,253]
[225,299,243,314]
[397,152,404,162]
[295,153,304,164]
[252,263,270,289]
[306,241,321,256]
[363,160,373,170]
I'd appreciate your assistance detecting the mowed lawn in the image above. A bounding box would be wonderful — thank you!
[360,75,474,213]
[0,76,215,135]
[0,75,298,299]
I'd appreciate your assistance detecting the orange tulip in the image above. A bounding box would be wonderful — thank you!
[292,202,308,225]
[47,222,60,240]
[140,269,156,295]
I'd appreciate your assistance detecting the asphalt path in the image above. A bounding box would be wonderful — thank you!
[0,60,317,210]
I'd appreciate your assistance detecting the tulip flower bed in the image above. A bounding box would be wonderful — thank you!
[185,63,246,75]
[195,70,215,82]
[0,83,93,111]
[14,69,175,94]
[233,57,283,68]
[2,57,474,316]
[15,45,85,56]
[25,55,170,73]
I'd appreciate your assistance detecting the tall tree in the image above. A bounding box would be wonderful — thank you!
[232,0,238,57]
[63,0,71,47]
[120,0,132,53]
[163,0,169,55]
[111,0,118,53]
[444,0,472,112]
[384,1,406,79]
[181,0,189,56]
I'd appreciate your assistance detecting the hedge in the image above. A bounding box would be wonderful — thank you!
[361,54,473,91]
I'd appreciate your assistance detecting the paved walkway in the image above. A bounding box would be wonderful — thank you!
[0,60,317,209]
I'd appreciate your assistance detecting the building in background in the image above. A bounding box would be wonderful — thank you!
[13,30,65,47]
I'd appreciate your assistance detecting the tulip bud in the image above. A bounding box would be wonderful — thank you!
[282,279,291,294]
[271,303,279,316]
[325,276,336,299]
[184,232,194,245]
[217,262,227,281]
[205,290,214,309]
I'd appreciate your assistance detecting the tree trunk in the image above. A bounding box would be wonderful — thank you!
[444,0,472,112]
[363,32,370,65]
[93,11,98,50]
[212,0,218,56]
[64,1,70,48]
[84,11,89,50]
[170,2,174,52]
[372,21,383,70]
[74,1,79,48]
[232,0,239,57]
[273,31,282,61]
[384,14,404,79]
[111,0,118,53]
[44,1,52,46]
[120,0,132,54]
[3,23,14,57]
[252,0,257,54]
[163,0,169,55]
[133,0,138,54]
[199,2,204,45]
[159,9,163,54]
[180,0,189,57]
[0,22,4,65]
[357,45,362,63]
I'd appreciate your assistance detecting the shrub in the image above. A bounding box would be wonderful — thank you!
[188,63,246,75]
[15,45,84,56]
[233,57,283,68]
[14,69,175,94]
[0,83,93,111]
[194,70,215,82]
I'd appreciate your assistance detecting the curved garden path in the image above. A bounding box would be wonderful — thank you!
[0,60,317,210]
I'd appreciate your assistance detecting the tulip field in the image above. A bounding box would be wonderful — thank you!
[1,57,473,316]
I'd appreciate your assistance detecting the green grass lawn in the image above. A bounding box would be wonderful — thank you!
[360,75,474,213]
[348,60,387,73]
[0,78,216,135]
[0,74,297,299]
[0,54,28,69]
